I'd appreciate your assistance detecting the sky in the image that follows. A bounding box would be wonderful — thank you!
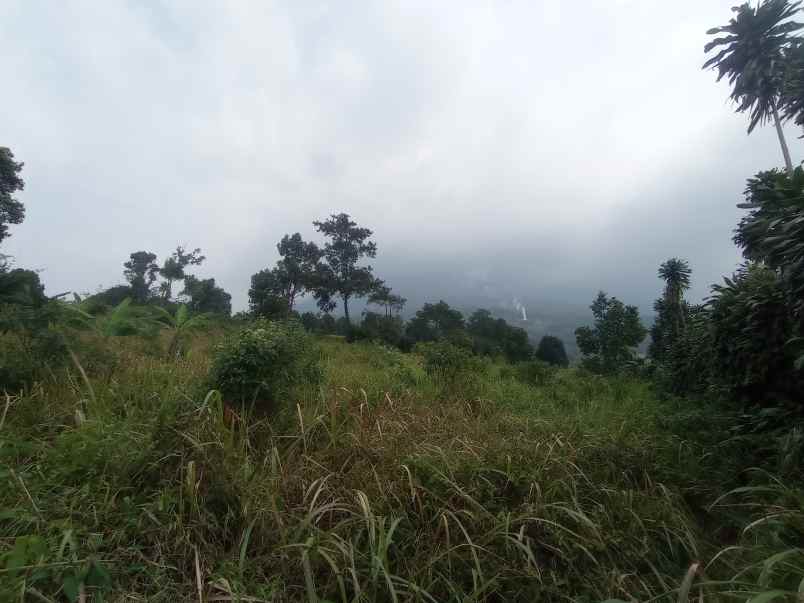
[2,0,803,318]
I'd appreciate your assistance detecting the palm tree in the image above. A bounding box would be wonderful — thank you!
[704,0,803,174]
[650,259,693,362]
[658,258,692,307]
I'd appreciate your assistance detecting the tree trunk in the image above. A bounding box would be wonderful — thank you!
[343,296,350,325]
[772,97,794,175]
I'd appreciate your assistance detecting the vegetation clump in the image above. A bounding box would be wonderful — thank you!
[208,319,321,408]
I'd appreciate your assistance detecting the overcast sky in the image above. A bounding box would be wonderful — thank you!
[3,0,803,316]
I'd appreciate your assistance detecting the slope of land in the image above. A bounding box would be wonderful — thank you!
[1,333,801,601]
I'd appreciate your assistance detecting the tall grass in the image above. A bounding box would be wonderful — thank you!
[1,334,801,601]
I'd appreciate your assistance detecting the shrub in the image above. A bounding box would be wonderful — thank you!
[415,340,485,398]
[513,359,555,386]
[208,319,321,409]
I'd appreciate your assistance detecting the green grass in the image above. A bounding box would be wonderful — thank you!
[1,333,802,601]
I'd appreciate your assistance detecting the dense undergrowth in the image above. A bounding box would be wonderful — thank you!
[2,332,803,602]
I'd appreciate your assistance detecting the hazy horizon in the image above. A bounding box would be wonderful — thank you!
[3,1,803,319]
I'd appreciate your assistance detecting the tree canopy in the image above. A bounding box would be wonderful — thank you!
[535,335,569,367]
[575,291,647,373]
[159,246,205,300]
[312,213,378,324]
[123,251,159,303]
[0,147,25,245]
[406,300,466,344]
[704,0,803,171]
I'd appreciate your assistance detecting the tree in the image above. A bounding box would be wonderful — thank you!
[367,283,407,318]
[707,263,802,401]
[736,167,804,309]
[575,291,647,373]
[181,275,231,315]
[535,335,569,367]
[312,214,378,324]
[466,308,533,362]
[249,269,290,319]
[704,0,803,173]
[406,301,466,343]
[0,147,25,245]
[159,246,205,300]
[649,258,693,362]
[780,38,804,128]
[123,251,159,303]
[83,285,133,312]
[276,233,322,311]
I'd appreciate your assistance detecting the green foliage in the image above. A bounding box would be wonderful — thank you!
[535,334,569,367]
[250,233,322,316]
[158,245,204,300]
[123,251,159,303]
[81,285,133,313]
[575,291,647,373]
[406,300,465,343]
[649,258,693,363]
[709,263,803,401]
[415,339,485,397]
[512,358,555,386]
[466,308,534,362]
[4,329,804,601]
[248,269,291,319]
[312,213,378,323]
[703,0,803,134]
[736,166,804,319]
[208,319,321,407]
[0,146,25,244]
[367,283,406,317]
[152,304,211,357]
[780,38,804,126]
[299,311,337,335]
[355,311,406,348]
[0,326,66,392]
[90,298,160,338]
[181,275,232,316]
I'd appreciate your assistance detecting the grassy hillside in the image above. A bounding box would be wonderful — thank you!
[2,331,802,601]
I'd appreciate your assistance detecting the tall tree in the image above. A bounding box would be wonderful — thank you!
[248,269,290,319]
[575,292,647,373]
[704,0,803,174]
[275,233,322,311]
[248,233,322,317]
[535,335,569,367]
[181,275,231,316]
[123,251,159,303]
[367,283,407,318]
[159,246,205,300]
[0,147,25,245]
[312,214,377,324]
[649,259,693,362]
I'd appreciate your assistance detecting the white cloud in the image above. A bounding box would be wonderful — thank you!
[1,0,801,311]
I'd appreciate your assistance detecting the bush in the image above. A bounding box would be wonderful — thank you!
[415,340,485,398]
[208,319,321,409]
[513,359,555,387]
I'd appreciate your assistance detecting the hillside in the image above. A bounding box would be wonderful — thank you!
[2,331,801,601]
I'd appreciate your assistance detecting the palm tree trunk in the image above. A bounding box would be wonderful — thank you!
[343,296,350,325]
[772,97,794,175]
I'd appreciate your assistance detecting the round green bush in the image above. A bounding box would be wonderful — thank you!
[208,319,322,408]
